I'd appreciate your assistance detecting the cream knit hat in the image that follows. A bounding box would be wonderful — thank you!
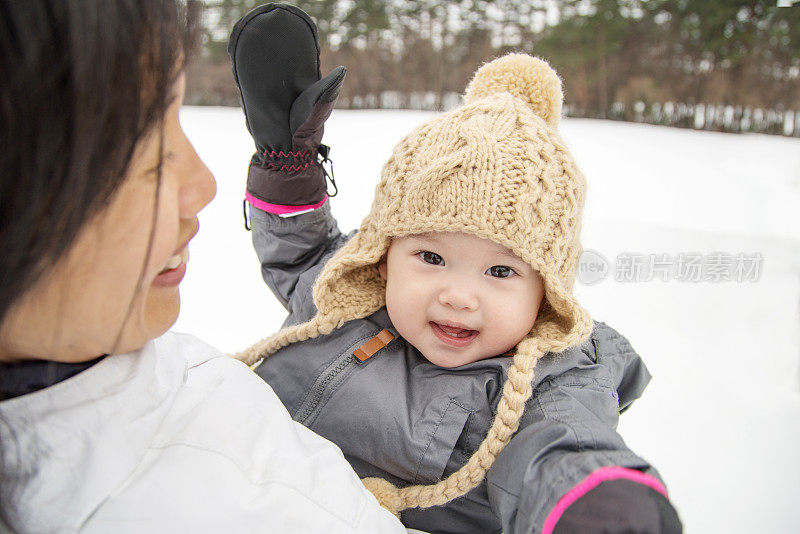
[236,53,594,515]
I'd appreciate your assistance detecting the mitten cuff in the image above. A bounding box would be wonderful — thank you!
[245,191,327,216]
[246,153,328,213]
[545,466,681,534]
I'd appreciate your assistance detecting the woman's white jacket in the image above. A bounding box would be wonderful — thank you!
[0,332,407,533]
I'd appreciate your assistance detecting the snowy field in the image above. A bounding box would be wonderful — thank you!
[176,106,800,534]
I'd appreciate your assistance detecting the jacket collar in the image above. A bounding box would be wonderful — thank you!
[0,355,104,401]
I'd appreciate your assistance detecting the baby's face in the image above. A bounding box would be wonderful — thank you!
[378,232,545,368]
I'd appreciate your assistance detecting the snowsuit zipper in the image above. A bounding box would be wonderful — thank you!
[293,328,396,425]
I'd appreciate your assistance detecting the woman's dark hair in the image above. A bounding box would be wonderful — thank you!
[0,0,200,326]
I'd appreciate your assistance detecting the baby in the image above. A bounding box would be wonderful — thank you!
[229,4,681,534]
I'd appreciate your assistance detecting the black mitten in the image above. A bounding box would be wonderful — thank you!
[228,3,346,213]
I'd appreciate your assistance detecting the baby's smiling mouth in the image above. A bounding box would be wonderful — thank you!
[430,321,479,347]
[434,322,476,337]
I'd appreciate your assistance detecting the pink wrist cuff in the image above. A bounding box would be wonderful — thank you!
[245,191,328,217]
[542,466,668,534]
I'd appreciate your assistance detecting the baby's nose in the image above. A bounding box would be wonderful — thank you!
[438,284,479,311]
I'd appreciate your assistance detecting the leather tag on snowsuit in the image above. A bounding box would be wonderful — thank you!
[352,329,395,362]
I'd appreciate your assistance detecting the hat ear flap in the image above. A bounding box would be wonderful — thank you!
[312,230,391,324]
[232,229,392,367]
[532,275,593,354]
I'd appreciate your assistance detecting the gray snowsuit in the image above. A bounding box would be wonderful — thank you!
[250,202,663,534]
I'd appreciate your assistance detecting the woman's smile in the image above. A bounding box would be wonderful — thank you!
[153,248,189,287]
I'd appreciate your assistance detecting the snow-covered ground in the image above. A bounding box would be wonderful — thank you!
[176,106,800,534]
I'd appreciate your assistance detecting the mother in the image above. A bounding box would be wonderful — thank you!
[0,1,406,532]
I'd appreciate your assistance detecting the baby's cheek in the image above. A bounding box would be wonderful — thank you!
[385,294,421,344]
[495,303,535,347]
[385,293,408,330]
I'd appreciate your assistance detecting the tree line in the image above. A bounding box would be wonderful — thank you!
[187,0,800,136]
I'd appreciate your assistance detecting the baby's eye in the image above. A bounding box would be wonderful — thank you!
[419,251,444,265]
[487,265,514,278]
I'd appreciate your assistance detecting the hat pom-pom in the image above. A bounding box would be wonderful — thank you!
[464,53,563,128]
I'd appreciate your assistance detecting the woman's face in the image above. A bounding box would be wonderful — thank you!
[0,74,216,362]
